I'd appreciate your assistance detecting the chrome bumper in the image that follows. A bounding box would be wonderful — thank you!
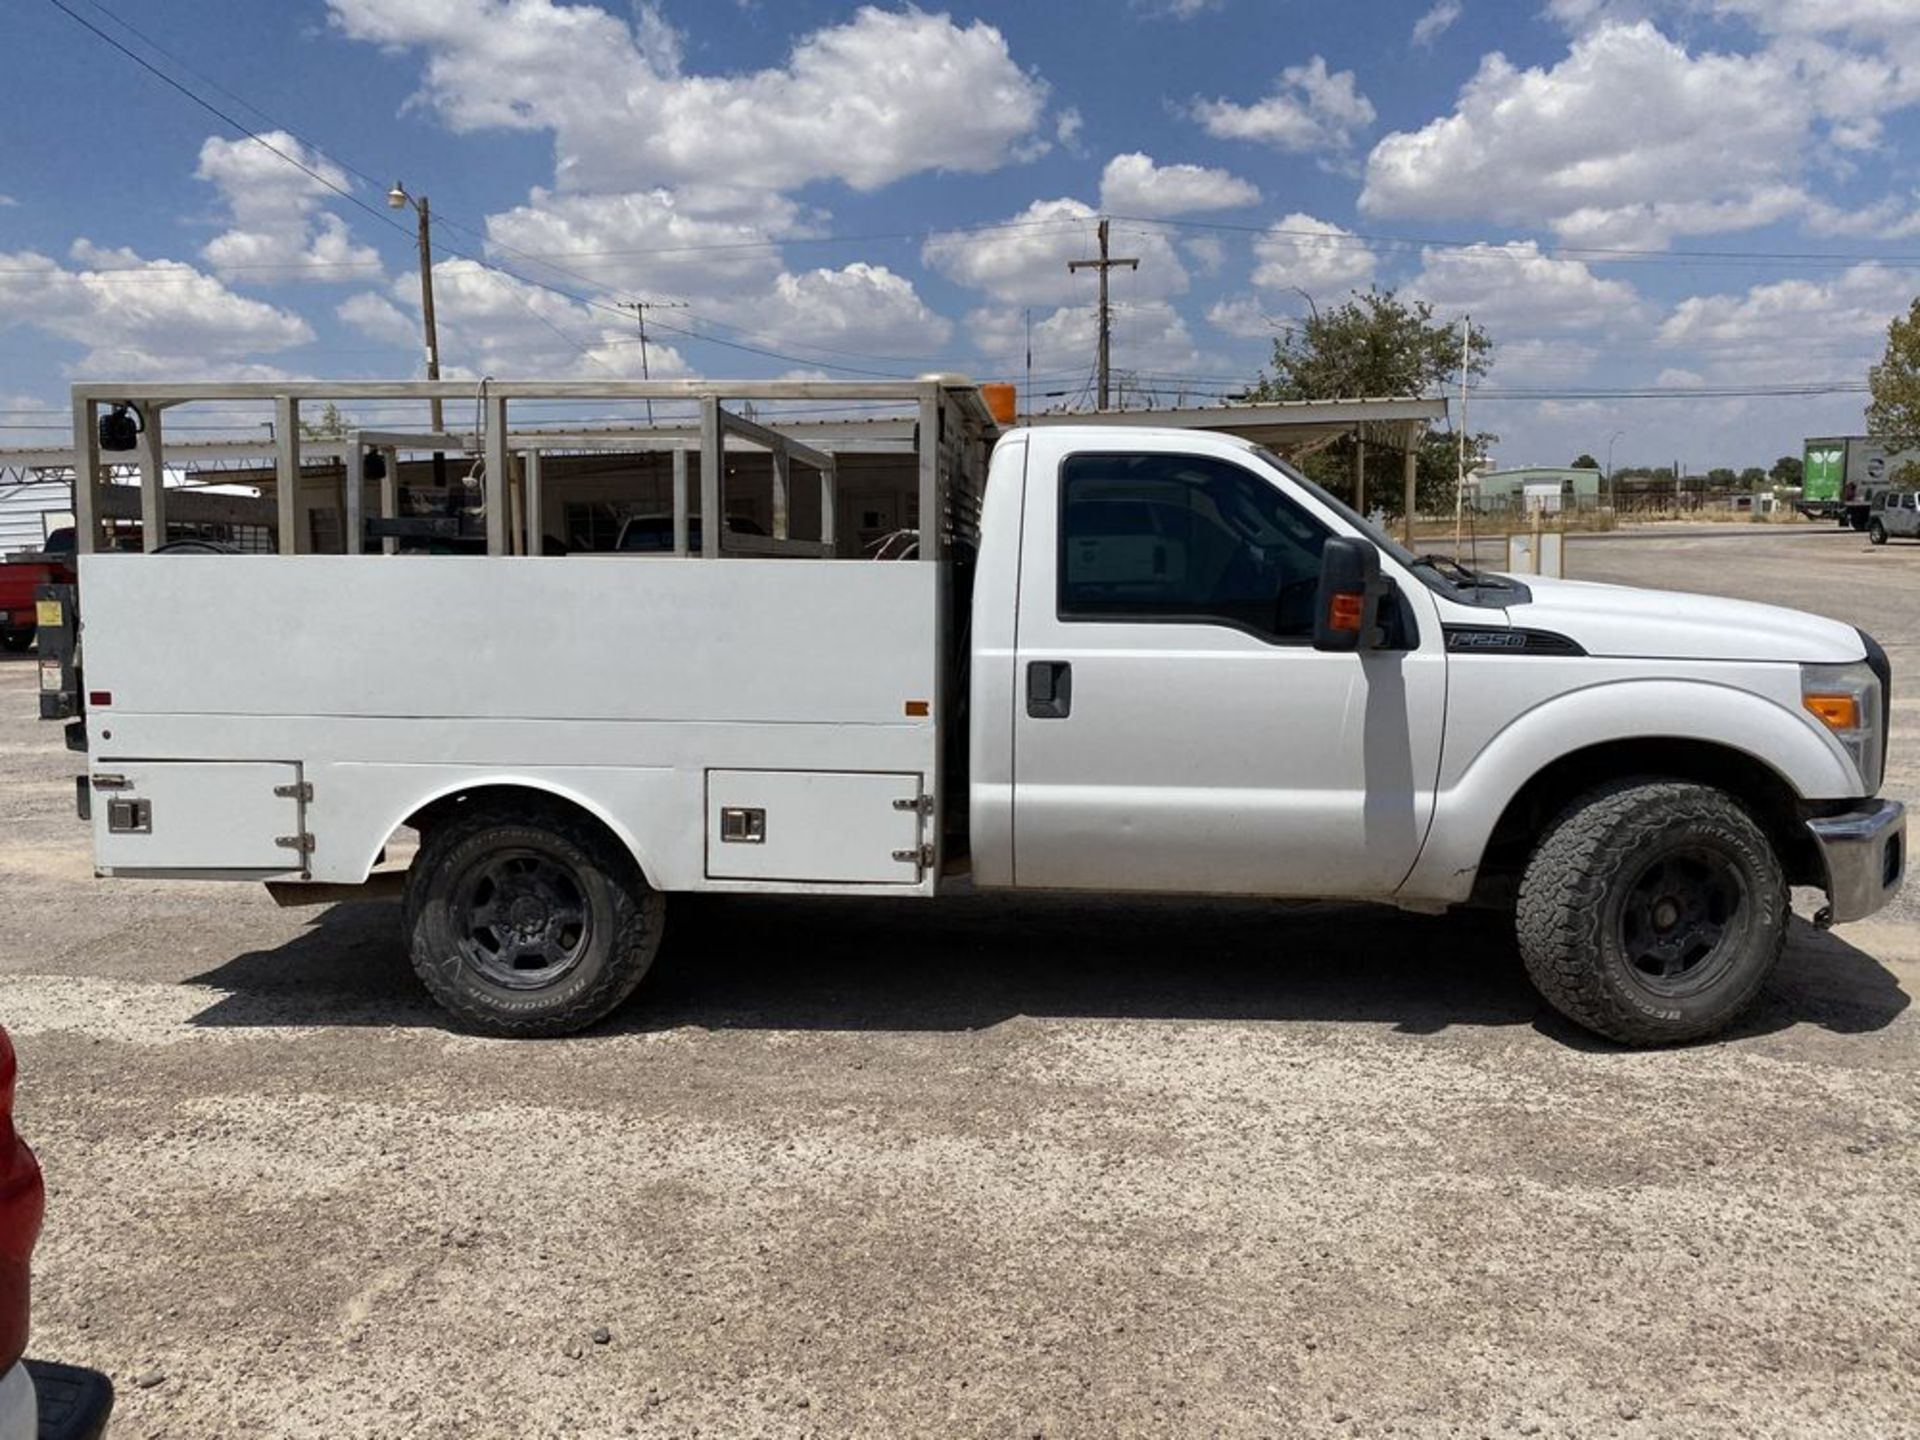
[1807,799,1906,926]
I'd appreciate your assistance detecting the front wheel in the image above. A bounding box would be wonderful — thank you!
[404,800,665,1036]
[1869,518,1889,545]
[1515,780,1786,1045]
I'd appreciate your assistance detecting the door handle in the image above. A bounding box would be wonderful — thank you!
[1026,661,1072,719]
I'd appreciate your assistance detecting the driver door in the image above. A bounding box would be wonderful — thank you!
[1011,440,1446,898]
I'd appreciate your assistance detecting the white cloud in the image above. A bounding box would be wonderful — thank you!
[0,195,17,208]
[922,199,1188,307]
[1098,152,1259,216]
[965,300,1214,390]
[1361,22,1811,246]
[1407,241,1646,333]
[732,263,952,353]
[195,132,381,281]
[1206,295,1283,339]
[1182,235,1228,276]
[1250,214,1378,295]
[340,258,684,380]
[1192,56,1376,156]
[482,186,804,297]
[327,0,1049,194]
[0,242,313,378]
[1806,192,1920,238]
[1412,0,1463,45]
[1055,107,1086,155]
[1135,0,1225,16]
[1654,261,1917,383]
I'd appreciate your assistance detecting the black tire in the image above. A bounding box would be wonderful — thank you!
[1850,510,1869,532]
[1515,780,1787,1045]
[1869,518,1888,545]
[0,630,31,653]
[404,799,665,1036]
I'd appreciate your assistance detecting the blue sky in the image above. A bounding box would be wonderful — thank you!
[4,0,1920,471]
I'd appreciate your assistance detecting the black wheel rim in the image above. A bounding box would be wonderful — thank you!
[1617,846,1749,998]
[449,848,593,990]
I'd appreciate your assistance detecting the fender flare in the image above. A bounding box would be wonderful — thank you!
[1403,677,1855,901]
[353,772,667,889]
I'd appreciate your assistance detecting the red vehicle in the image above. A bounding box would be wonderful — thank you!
[1,1025,113,1439]
[0,531,77,653]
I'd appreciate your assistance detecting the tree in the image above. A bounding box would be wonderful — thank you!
[1738,466,1767,489]
[1707,467,1738,488]
[1571,453,1600,470]
[1769,454,1803,487]
[1868,298,1920,447]
[1248,288,1494,512]
[298,402,351,441]
[1250,287,1493,402]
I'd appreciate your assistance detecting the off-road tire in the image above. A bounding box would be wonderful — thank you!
[1515,780,1787,1046]
[405,800,665,1037]
[1869,518,1889,545]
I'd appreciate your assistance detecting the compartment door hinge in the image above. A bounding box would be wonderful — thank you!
[274,782,313,802]
[892,794,935,817]
[275,833,315,854]
[892,843,935,868]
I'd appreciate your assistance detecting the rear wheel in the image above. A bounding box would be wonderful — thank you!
[0,630,30,653]
[404,800,664,1036]
[1515,780,1786,1045]
[1869,518,1889,545]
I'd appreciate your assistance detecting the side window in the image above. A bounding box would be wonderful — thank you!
[1058,452,1330,640]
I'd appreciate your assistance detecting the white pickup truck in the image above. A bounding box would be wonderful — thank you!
[41,378,1904,1046]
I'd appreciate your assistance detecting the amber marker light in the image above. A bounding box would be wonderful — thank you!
[1803,693,1862,731]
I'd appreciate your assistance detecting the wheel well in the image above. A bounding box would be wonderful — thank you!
[1472,738,1822,904]
[400,784,648,881]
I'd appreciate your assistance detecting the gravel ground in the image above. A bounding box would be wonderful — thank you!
[1,522,1916,1439]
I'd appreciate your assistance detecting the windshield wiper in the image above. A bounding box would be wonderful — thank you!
[1412,553,1519,589]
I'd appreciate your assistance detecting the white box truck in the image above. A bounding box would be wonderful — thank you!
[39,379,1905,1046]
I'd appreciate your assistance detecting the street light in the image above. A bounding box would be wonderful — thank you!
[389,182,446,488]
[1605,428,1625,513]
[388,182,444,444]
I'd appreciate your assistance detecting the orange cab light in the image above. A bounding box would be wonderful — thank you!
[1803,693,1861,731]
[1328,593,1364,632]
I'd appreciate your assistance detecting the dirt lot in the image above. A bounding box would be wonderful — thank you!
[2,523,1916,1439]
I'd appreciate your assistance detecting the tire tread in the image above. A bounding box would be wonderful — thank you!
[1515,780,1786,1045]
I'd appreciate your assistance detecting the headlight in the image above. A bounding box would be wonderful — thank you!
[1802,659,1884,793]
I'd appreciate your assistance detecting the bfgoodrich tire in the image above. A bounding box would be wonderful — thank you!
[404,800,665,1036]
[1515,780,1787,1046]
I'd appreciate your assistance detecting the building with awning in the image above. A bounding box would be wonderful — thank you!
[0,392,1448,555]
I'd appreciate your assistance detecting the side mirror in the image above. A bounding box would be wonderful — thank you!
[1312,536,1389,652]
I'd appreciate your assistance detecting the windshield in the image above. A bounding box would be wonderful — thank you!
[1249,446,1418,568]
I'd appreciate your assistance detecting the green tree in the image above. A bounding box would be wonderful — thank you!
[1251,288,1493,402]
[298,402,351,441]
[1707,467,1738,487]
[1868,298,1920,447]
[1768,454,1804,486]
[1249,288,1493,512]
[1571,453,1600,470]
[1738,466,1767,489]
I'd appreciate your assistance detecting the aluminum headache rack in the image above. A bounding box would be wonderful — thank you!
[64,377,1001,561]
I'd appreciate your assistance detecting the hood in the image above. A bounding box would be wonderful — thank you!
[1497,574,1863,664]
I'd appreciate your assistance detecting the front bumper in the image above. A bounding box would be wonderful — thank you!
[1807,798,1906,925]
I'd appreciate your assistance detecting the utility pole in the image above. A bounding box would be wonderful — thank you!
[1024,306,1032,422]
[387,182,445,486]
[1455,314,1470,555]
[1068,218,1138,412]
[619,299,689,424]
